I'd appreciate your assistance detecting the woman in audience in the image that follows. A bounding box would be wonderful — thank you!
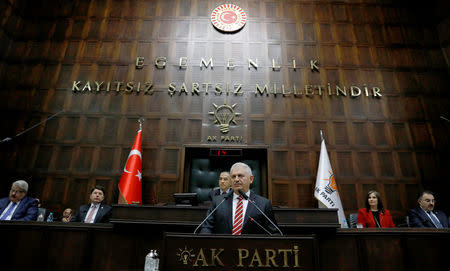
[357,190,395,228]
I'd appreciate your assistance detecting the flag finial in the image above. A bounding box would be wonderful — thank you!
[320,130,324,141]
[138,118,144,131]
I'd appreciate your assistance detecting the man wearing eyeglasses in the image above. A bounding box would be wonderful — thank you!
[0,180,38,221]
[408,190,448,228]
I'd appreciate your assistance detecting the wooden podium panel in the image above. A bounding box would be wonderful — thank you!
[111,204,340,234]
[161,233,318,271]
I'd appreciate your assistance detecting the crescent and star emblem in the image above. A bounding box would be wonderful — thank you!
[123,149,142,182]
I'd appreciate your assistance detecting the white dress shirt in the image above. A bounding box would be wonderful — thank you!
[232,190,250,224]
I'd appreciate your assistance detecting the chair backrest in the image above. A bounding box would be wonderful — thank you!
[188,158,263,202]
[189,159,218,202]
[348,213,358,228]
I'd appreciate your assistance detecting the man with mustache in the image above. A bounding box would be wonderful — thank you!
[207,171,232,201]
[0,180,38,221]
[408,190,448,228]
[200,162,279,235]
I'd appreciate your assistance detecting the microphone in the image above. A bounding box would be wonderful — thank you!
[1,110,63,144]
[238,189,284,236]
[249,216,272,236]
[194,190,233,234]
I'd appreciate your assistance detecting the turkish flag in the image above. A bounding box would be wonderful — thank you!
[118,129,142,205]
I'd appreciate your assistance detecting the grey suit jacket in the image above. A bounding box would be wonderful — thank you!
[200,191,279,235]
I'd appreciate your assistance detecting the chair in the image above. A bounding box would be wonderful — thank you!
[348,213,358,228]
[189,159,220,202]
[188,158,263,202]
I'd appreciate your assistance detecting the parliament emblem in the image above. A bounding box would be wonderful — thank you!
[209,102,241,134]
[211,4,247,32]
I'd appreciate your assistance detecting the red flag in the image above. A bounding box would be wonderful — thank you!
[118,129,142,204]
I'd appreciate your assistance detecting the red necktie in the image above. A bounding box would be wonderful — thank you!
[85,205,96,223]
[232,196,243,235]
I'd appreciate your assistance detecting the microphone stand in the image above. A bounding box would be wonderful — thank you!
[249,216,272,236]
[238,190,284,236]
[194,190,233,234]
[1,110,64,143]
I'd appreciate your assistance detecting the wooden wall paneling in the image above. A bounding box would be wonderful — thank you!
[294,150,314,178]
[357,151,376,178]
[409,122,433,148]
[291,121,309,146]
[271,180,291,207]
[271,149,290,178]
[1,0,449,214]
[295,180,315,208]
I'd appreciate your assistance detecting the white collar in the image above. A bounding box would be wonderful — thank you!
[233,190,250,200]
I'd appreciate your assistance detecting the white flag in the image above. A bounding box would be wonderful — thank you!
[314,138,348,228]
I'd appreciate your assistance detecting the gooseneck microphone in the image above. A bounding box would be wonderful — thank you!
[1,110,64,143]
[238,189,284,236]
[194,190,233,234]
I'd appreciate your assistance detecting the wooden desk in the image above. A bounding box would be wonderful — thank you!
[0,221,449,271]
[110,204,340,234]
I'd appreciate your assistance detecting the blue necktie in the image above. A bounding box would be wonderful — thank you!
[0,202,17,220]
[427,211,443,229]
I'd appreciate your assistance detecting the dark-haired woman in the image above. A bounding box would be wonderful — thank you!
[357,190,395,228]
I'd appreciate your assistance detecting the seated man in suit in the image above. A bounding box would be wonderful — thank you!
[408,190,448,228]
[71,185,112,223]
[200,162,280,235]
[207,171,232,201]
[0,180,38,221]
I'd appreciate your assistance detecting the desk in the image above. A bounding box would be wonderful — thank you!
[111,204,340,234]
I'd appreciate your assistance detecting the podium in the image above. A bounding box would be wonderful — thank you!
[111,204,340,234]
[161,232,318,271]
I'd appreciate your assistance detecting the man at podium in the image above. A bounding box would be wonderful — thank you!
[199,162,280,235]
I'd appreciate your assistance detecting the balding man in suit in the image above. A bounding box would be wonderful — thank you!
[208,171,232,201]
[408,190,448,228]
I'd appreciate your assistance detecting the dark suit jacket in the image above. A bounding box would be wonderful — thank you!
[0,196,38,221]
[71,203,112,223]
[200,191,279,235]
[357,208,395,228]
[408,207,449,228]
[207,188,231,202]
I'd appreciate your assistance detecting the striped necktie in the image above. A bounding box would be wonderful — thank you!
[427,211,443,229]
[232,196,243,235]
[85,205,97,223]
[0,202,17,220]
